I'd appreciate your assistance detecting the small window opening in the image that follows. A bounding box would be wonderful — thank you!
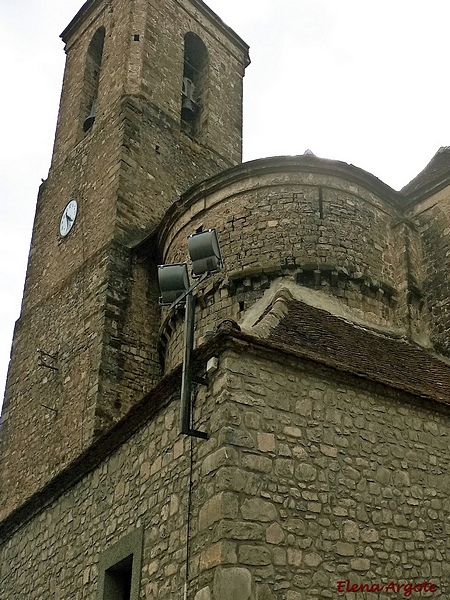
[97,528,143,600]
[104,556,133,600]
[181,33,208,137]
[318,187,324,220]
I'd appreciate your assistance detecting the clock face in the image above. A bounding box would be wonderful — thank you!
[59,200,78,237]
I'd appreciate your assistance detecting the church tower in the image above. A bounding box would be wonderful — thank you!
[0,0,249,519]
[3,4,450,600]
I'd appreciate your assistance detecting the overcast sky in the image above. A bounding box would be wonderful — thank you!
[1,0,450,406]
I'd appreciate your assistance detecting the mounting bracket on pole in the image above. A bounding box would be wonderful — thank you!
[180,292,208,439]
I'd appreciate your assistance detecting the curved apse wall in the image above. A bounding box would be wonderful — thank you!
[157,156,414,373]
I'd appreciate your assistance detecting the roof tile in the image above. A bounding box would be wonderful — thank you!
[267,300,450,404]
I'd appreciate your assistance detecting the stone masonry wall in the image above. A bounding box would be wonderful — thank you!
[159,164,424,373]
[407,188,450,358]
[0,249,108,521]
[191,347,450,599]
[141,0,246,164]
[1,0,248,518]
[162,171,402,285]
[0,388,195,600]
[53,0,132,165]
[115,0,249,247]
[1,239,164,522]
[2,344,449,599]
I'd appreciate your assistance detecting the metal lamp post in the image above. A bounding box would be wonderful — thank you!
[158,229,223,438]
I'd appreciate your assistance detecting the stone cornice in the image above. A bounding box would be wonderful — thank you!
[61,0,250,65]
[158,155,402,245]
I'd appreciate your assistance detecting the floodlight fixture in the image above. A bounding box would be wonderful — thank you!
[157,229,224,439]
[188,229,223,277]
[158,263,190,305]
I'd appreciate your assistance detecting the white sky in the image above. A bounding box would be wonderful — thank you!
[1,0,450,406]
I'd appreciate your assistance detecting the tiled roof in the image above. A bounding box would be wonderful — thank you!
[263,298,450,405]
[401,146,450,197]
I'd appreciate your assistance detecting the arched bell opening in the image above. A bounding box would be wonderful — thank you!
[181,32,208,138]
[80,26,106,136]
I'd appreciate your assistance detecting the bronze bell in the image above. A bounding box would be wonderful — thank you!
[83,103,96,132]
[181,96,196,121]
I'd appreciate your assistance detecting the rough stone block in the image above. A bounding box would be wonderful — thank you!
[239,544,272,565]
[199,541,237,572]
[350,558,371,571]
[194,586,211,600]
[242,454,273,473]
[266,522,285,545]
[257,432,276,452]
[342,520,359,542]
[202,447,239,476]
[215,520,264,541]
[335,542,355,556]
[213,567,252,600]
[295,463,317,482]
[241,498,278,522]
[199,492,239,530]
[220,427,255,449]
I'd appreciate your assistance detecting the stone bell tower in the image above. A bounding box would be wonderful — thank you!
[0,0,249,520]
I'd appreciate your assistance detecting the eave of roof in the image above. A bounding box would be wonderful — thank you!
[60,0,100,43]
[159,154,401,245]
[401,147,450,205]
[60,0,250,64]
[261,295,450,405]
